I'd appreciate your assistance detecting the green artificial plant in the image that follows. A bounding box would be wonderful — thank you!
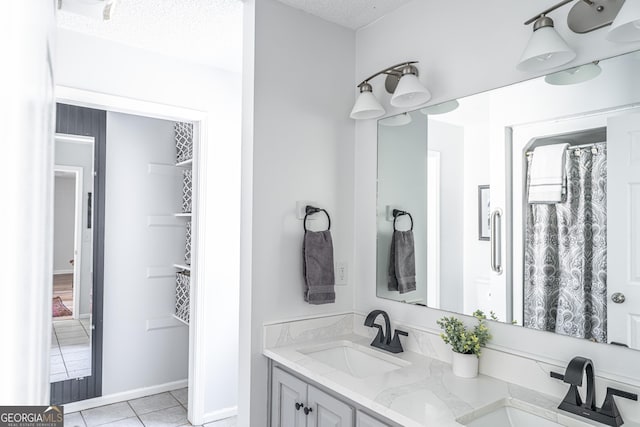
[436,310,495,356]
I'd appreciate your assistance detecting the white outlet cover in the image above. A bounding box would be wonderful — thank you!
[335,261,347,285]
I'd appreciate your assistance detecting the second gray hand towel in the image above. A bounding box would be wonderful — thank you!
[303,230,336,304]
[388,230,416,294]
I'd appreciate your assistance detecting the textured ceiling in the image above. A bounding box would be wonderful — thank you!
[275,0,414,29]
[57,0,243,72]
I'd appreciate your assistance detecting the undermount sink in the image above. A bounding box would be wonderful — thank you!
[458,399,562,427]
[298,340,410,379]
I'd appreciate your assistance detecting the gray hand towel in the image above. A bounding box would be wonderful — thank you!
[388,230,416,294]
[303,230,336,304]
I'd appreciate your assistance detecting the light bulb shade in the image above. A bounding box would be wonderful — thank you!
[350,91,385,120]
[607,1,640,42]
[517,26,576,72]
[544,62,601,85]
[379,113,412,127]
[420,99,460,115]
[390,74,431,108]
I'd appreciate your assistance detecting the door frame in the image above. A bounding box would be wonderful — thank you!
[55,86,210,424]
[53,163,84,319]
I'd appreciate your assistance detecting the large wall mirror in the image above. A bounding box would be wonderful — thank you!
[52,133,95,384]
[50,103,106,404]
[377,49,640,350]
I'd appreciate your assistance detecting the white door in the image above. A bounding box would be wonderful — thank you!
[607,112,640,349]
[356,411,390,427]
[307,386,354,427]
[272,367,308,427]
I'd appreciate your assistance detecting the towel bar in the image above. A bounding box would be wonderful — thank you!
[304,205,331,231]
[392,209,413,231]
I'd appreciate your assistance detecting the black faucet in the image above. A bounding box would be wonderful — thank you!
[551,356,638,426]
[364,310,408,354]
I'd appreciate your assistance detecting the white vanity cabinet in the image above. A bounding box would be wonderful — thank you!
[272,367,353,427]
[272,367,308,426]
[271,366,394,427]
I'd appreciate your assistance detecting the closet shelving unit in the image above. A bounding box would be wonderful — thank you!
[172,122,193,326]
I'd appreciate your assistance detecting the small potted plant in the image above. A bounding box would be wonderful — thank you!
[436,310,494,378]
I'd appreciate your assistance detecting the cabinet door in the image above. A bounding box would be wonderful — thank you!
[307,385,354,427]
[272,367,307,427]
[356,411,391,427]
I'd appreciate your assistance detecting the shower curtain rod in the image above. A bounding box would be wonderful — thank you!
[526,141,604,156]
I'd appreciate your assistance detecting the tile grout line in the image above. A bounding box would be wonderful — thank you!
[126,400,145,426]
[79,409,89,427]
[52,327,71,381]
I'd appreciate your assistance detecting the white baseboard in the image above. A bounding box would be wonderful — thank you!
[53,269,73,275]
[63,379,188,414]
[201,406,238,424]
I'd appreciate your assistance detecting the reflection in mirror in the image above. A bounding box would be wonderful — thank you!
[377,49,640,351]
[51,134,94,382]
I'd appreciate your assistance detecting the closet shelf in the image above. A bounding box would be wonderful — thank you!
[174,213,192,217]
[173,263,191,271]
[172,314,189,326]
[176,158,193,167]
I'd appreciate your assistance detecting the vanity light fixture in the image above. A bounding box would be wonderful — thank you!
[518,15,576,72]
[544,61,601,85]
[350,61,431,120]
[350,83,386,120]
[57,0,118,20]
[608,0,640,42]
[518,0,627,72]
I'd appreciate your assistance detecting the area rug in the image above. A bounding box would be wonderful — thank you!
[52,297,72,317]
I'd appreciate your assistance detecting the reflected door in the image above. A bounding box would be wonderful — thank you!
[608,112,640,349]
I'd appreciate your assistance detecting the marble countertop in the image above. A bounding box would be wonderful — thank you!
[264,333,602,427]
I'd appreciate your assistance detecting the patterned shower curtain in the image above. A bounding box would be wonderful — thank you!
[524,143,607,343]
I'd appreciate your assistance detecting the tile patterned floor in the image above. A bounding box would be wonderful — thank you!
[64,389,237,427]
[51,318,92,382]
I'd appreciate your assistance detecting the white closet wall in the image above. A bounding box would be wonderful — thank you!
[103,112,188,394]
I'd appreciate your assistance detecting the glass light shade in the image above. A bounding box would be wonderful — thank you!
[420,99,460,115]
[379,112,412,127]
[544,62,601,85]
[390,74,432,108]
[517,26,576,72]
[350,91,385,120]
[607,1,640,42]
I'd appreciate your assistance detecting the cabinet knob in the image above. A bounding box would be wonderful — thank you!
[295,402,304,411]
[304,406,313,415]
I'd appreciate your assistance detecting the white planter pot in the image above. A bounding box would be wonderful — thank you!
[451,351,478,378]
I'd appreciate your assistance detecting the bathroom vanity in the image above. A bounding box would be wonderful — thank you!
[264,313,634,427]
